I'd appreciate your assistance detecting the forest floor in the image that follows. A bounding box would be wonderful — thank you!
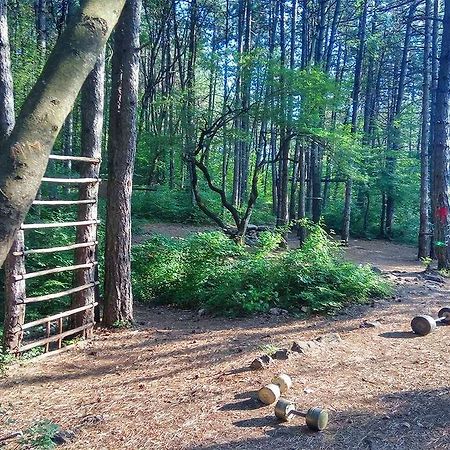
[1,224,449,450]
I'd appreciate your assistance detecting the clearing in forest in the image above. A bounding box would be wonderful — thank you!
[0,233,448,450]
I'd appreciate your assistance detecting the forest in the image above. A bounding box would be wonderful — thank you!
[0,0,449,449]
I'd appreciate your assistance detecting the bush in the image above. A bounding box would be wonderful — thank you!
[132,223,391,316]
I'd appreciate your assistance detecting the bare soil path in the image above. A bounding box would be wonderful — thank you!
[1,225,449,450]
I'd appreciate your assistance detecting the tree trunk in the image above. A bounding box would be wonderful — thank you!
[429,0,440,258]
[342,0,367,244]
[3,231,26,352]
[0,0,126,269]
[0,0,14,141]
[1,0,25,353]
[431,0,450,269]
[418,0,431,259]
[103,0,141,326]
[341,178,352,245]
[72,51,105,329]
[297,143,306,243]
[311,142,321,223]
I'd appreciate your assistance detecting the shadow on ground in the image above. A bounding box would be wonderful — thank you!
[190,387,450,450]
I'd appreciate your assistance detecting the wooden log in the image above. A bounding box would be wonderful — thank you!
[0,432,23,443]
[41,177,100,184]
[21,220,99,230]
[3,231,26,353]
[13,241,97,256]
[19,323,93,353]
[33,199,96,206]
[13,261,98,281]
[25,282,99,303]
[22,303,98,330]
[49,154,101,163]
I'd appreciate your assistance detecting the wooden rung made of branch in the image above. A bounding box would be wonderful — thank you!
[13,262,98,281]
[24,281,99,304]
[21,219,100,230]
[19,323,94,353]
[33,199,96,206]
[22,302,99,330]
[41,177,100,184]
[49,154,101,163]
[13,241,98,256]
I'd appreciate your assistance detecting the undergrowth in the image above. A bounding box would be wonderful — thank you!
[132,222,391,316]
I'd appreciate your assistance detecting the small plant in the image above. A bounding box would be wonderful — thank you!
[259,343,279,356]
[112,320,133,329]
[0,351,14,377]
[420,256,433,270]
[19,419,60,450]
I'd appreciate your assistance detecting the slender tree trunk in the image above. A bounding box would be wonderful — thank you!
[429,0,440,258]
[103,0,141,326]
[297,143,306,243]
[72,51,105,328]
[34,0,47,52]
[0,0,126,269]
[418,0,431,259]
[432,0,450,269]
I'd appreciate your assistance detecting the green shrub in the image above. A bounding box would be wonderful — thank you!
[132,223,390,316]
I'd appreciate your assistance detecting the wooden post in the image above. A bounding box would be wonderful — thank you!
[3,231,26,353]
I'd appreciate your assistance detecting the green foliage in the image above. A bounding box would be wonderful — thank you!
[133,224,390,316]
[132,187,276,226]
[112,320,133,329]
[19,420,60,450]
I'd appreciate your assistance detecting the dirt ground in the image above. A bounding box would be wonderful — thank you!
[1,226,449,450]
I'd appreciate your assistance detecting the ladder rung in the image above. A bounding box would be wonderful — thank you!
[13,241,97,256]
[49,155,101,163]
[21,220,100,230]
[32,199,96,206]
[42,177,100,184]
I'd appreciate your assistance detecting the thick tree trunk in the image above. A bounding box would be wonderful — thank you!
[103,0,141,326]
[0,0,126,269]
[1,0,25,353]
[432,0,450,269]
[3,231,26,352]
[72,51,105,329]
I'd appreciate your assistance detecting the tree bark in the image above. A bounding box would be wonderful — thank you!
[342,0,367,244]
[3,231,26,352]
[72,51,105,329]
[103,0,141,326]
[418,0,431,259]
[0,0,126,269]
[431,0,450,269]
[1,0,25,353]
[0,0,14,141]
